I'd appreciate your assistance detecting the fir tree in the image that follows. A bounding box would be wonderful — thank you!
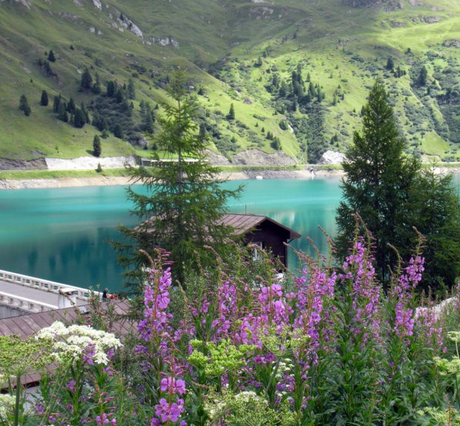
[19,95,31,116]
[80,68,93,90]
[57,103,68,122]
[386,57,394,71]
[73,108,86,128]
[93,135,101,157]
[53,95,61,113]
[92,74,102,95]
[40,90,49,106]
[227,103,235,120]
[336,80,419,286]
[417,65,428,87]
[47,50,56,62]
[113,124,124,139]
[114,71,242,289]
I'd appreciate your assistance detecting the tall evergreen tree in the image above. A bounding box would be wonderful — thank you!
[115,71,242,289]
[227,103,235,120]
[73,108,86,128]
[93,135,101,157]
[336,80,419,286]
[80,68,93,90]
[47,50,56,62]
[57,103,68,122]
[53,95,61,113]
[417,66,428,87]
[40,90,49,106]
[19,95,31,116]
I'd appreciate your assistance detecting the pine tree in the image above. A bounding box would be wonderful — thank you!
[335,80,419,286]
[114,71,242,289]
[113,124,124,139]
[92,74,102,95]
[73,108,86,128]
[227,103,235,120]
[40,90,49,106]
[386,57,394,71]
[80,68,93,90]
[57,103,68,122]
[93,135,101,157]
[19,95,31,116]
[67,97,76,114]
[47,50,56,62]
[53,95,61,113]
[417,65,428,87]
[127,79,135,99]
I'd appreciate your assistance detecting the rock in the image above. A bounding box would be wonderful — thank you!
[92,0,102,10]
[384,1,403,12]
[389,20,406,27]
[243,98,253,104]
[0,158,47,171]
[231,149,297,166]
[318,150,346,165]
[205,150,231,165]
[443,40,460,48]
[419,15,441,23]
[151,37,179,47]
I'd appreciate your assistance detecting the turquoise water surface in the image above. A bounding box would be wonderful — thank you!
[0,178,342,292]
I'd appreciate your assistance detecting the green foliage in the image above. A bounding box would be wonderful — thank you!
[93,134,101,157]
[18,94,31,116]
[115,71,242,288]
[227,103,235,120]
[73,107,86,128]
[336,80,420,285]
[336,80,460,291]
[80,68,93,91]
[40,90,49,106]
[47,49,56,62]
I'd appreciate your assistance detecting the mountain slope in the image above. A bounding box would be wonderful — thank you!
[0,0,459,164]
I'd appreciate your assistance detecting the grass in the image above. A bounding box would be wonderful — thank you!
[0,168,129,180]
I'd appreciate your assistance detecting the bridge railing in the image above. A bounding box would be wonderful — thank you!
[0,269,100,302]
[0,291,57,313]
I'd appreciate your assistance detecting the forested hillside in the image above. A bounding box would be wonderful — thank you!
[1,0,459,164]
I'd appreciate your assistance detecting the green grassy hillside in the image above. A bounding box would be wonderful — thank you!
[0,0,459,164]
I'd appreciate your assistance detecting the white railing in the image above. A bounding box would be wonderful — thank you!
[0,291,57,313]
[0,269,101,302]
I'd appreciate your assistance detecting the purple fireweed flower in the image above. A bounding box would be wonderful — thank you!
[160,377,186,395]
[66,379,76,393]
[83,343,96,365]
[155,398,185,423]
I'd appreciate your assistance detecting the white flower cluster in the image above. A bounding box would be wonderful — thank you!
[0,394,15,420]
[35,321,122,365]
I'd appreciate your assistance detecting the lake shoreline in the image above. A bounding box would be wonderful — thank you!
[2,165,459,190]
[0,169,345,190]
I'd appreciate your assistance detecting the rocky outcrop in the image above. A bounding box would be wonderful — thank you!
[205,150,231,165]
[231,150,297,166]
[0,158,47,171]
[318,150,346,165]
[444,40,460,48]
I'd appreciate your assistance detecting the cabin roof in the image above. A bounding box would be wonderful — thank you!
[218,214,301,240]
[0,301,131,340]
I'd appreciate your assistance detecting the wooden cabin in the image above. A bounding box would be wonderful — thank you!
[218,214,300,267]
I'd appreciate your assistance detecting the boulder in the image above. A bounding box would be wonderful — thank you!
[318,150,346,165]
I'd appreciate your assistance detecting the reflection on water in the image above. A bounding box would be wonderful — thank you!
[0,179,343,292]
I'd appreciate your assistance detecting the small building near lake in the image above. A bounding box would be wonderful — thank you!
[218,214,301,267]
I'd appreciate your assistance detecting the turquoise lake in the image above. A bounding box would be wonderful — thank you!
[0,177,356,292]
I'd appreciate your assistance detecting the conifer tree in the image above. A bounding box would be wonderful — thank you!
[80,68,93,90]
[417,65,428,87]
[57,103,68,122]
[53,95,61,113]
[19,95,31,116]
[115,71,242,289]
[47,50,56,62]
[73,108,86,128]
[40,90,49,106]
[93,135,101,157]
[227,103,235,120]
[336,80,419,286]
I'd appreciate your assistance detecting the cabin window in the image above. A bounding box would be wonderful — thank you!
[253,241,264,261]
